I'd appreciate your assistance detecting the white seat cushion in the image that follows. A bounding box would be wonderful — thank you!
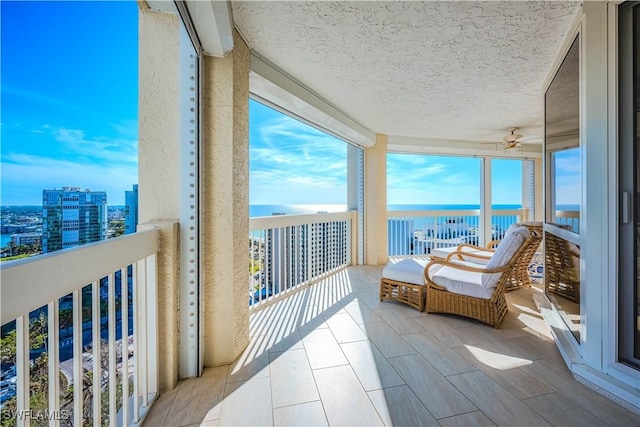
[430,223,523,265]
[427,264,495,299]
[431,246,492,265]
[382,258,429,286]
[483,226,529,287]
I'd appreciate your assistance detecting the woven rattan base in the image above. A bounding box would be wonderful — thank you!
[379,278,425,312]
[426,285,508,328]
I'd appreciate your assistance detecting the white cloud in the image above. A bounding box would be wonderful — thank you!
[250,115,347,204]
[1,153,137,205]
[53,127,138,165]
[387,154,482,205]
[554,148,580,175]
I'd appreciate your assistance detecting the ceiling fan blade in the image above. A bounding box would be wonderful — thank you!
[503,134,523,143]
[516,135,541,143]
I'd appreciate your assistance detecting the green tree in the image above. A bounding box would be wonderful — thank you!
[1,318,130,426]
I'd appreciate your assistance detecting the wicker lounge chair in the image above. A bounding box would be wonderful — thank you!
[379,258,429,311]
[424,225,534,328]
[431,222,542,291]
[544,231,580,302]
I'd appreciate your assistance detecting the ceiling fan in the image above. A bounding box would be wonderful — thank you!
[503,127,523,149]
[501,127,540,150]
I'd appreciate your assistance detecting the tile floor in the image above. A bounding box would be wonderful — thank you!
[143,265,639,427]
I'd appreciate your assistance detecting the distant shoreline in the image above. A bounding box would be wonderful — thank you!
[2,203,581,219]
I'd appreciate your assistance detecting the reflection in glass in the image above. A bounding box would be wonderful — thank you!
[545,230,581,340]
[544,34,581,341]
[551,149,580,233]
[545,36,580,233]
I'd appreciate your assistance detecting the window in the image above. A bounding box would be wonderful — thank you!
[387,154,481,208]
[249,99,348,216]
[544,35,581,342]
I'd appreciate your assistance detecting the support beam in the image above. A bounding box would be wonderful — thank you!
[365,134,388,265]
[522,160,532,221]
[480,157,492,246]
[534,157,544,221]
[347,144,359,212]
[138,7,181,391]
[201,30,250,366]
[347,144,363,264]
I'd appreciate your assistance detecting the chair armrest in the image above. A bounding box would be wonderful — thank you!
[486,240,501,249]
[456,243,493,252]
[423,258,510,283]
[446,250,492,263]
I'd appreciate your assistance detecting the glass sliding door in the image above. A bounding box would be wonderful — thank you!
[544,35,582,341]
[618,3,640,369]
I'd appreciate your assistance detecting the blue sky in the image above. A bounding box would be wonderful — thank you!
[1,1,138,206]
[250,99,525,206]
[249,100,348,205]
[553,148,581,206]
[387,154,523,206]
[1,1,544,208]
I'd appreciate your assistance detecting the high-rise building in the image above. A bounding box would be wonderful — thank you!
[10,232,42,247]
[308,221,347,278]
[262,218,349,294]
[264,224,308,292]
[42,187,107,253]
[125,184,139,235]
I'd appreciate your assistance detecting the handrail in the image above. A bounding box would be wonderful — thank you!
[1,228,158,326]
[387,208,529,257]
[250,211,355,229]
[0,228,160,426]
[388,208,527,218]
[388,209,481,217]
[249,211,356,307]
[555,209,580,218]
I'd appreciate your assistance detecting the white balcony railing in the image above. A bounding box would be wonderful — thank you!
[387,208,529,257]
[554,210,580,233]
[249,212,357,307]
[1,229,159,426]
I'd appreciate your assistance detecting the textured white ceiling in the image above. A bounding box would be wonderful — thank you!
[233,1,579,144]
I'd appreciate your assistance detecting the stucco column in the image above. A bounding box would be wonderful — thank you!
[347,144,362,264]
[201,30,250,366]
[479,157,492,246]
[534,157,543,221]
[347,144,360,211]
[138,6,181,391]
[364,134,388,265]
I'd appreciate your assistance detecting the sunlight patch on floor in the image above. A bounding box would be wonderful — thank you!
[464,345,533,370]
[511,303,542,317]
[515,311,552,336]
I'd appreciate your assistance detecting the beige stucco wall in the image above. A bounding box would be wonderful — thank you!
[201,30,250,366]
[138,8,181,391]
[138,9,181,224]
[365,134,388,265]
[534,157,543,221]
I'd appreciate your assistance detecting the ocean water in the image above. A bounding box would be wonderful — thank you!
[250,204,348,217]
[249,203,579,218]
[249,204,523,218]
